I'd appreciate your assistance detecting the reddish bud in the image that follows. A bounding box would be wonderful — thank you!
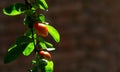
[34,23,48,37]
[39,51,51,60]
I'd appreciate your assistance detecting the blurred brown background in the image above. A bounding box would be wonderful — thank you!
[1,0,120,72]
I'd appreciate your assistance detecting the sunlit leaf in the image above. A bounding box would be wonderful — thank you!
[38,37,47,49]
[39,14,45,23]
[23,42,34,56]
[36,0,48,10]
[46,25,60,43]
[32,60,36,64]
[45,60,54,72]
[45,41,53,48]
[3,3,26,16]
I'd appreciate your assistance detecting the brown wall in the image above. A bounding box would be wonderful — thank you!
[1,0,120,72]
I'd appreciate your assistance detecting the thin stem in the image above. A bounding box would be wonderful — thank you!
[24,0,31,9]
[31,28,38,53]
[24,0,38,53]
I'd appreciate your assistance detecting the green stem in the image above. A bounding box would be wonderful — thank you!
[31,28,38,53]
[24,0,32,9]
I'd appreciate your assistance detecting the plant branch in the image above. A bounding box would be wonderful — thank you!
[24,0,38,53]
[31,28,38,53]
[24,0,31,9]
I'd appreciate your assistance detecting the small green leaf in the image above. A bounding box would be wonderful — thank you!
[45,42,53,48]
[38,37,47,49]
[36,0,48,10]
[4,44,28,64]
[46,25,60,43]
[45,60,54,72]
[23,42,34,56]
[3,3,26,16]
[39,14,45,23]
[32,60,36,64]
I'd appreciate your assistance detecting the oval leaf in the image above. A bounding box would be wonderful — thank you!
[45,41,53,48]
[23,42,34,56]
[39,14,45,23]
[38,37,47,49]
[45,60,54,72]
[46,25,60,43]
[4,44,28,64]
[8,44,17,51]
[3,3,26,16]
[36,0,48,10]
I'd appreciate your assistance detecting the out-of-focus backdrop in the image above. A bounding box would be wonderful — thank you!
[1,0,120,72]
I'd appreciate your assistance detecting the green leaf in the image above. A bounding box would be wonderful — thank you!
[23,42,34,56]
[4,36,33,64]
[4,44,28,64]
[15,36,32,45]
[36,0,48,10]
[32,60,36,64]
[38,37,47,49]
[45,41,55,51]
[39,14,45,23]
[45,60,54,72]
[46,25,60,43]
[3,3,26,16]
[45,42,53,48]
